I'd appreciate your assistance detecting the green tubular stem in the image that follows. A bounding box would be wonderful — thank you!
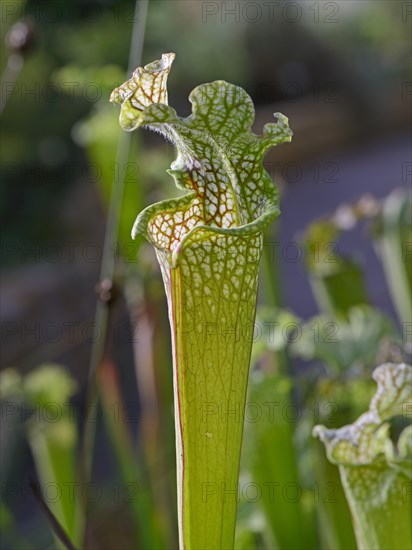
[166,236,262,549]
[339,463,411,550]
[377,190,412,327]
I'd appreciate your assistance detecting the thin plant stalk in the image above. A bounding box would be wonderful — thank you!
[80,0,148,541]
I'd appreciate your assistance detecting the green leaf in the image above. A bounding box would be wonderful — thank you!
[243,373,317,550]
[301,220,369,317]
[23,364,82,548]
[314,363,412,550]
[111,53,292,549]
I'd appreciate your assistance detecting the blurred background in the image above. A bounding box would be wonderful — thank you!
[1,0,411,548]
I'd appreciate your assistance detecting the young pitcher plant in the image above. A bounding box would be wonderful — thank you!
[111,53,292,549]
[314,362,412,550]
